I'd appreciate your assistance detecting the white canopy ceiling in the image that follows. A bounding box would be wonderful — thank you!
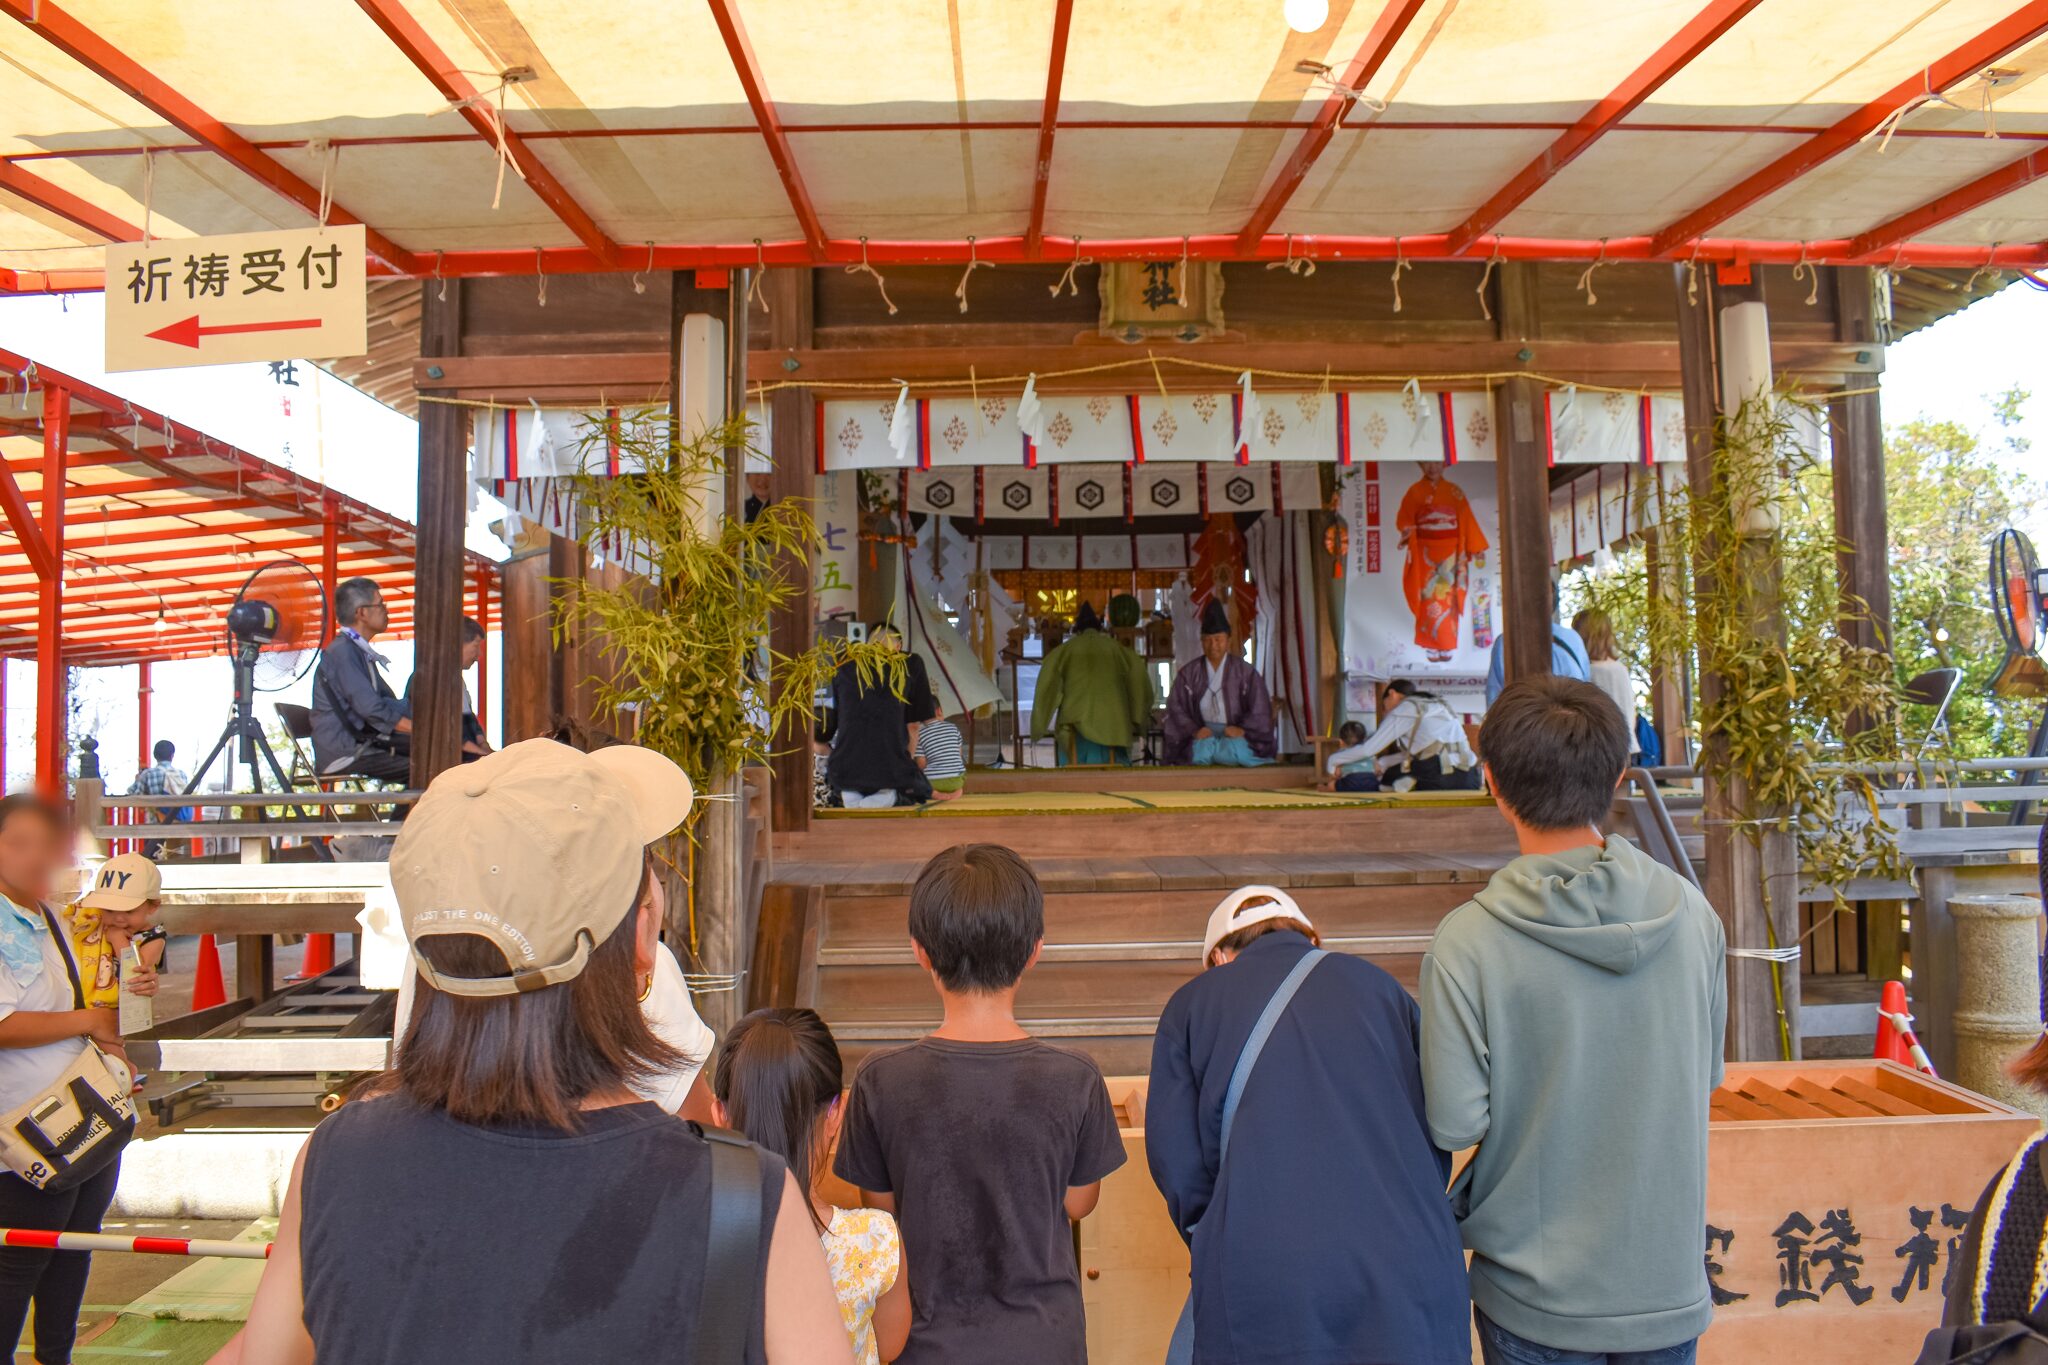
[3,0,2047,287]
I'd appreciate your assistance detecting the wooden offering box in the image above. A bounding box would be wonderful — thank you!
[1081,1064,2038,1365]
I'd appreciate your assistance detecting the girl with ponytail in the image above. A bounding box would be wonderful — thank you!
[714,1009,910,1364]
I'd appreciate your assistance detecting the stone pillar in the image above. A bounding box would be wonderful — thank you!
[1949,893,2047,1119]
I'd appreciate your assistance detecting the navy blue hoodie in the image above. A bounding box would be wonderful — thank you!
[1146,930,1470,1365]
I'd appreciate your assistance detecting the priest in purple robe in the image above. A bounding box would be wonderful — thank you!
[1163,600,1276,765]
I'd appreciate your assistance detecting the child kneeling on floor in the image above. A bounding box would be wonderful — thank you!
[912,713,967,802]
[834,843,1126,1364]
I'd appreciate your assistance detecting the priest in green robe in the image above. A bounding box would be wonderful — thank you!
[1030,602,1155,765]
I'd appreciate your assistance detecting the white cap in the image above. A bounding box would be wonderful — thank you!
[1202,885,1314,962]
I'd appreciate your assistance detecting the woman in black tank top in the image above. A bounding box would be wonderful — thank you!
[212,740,852,1365]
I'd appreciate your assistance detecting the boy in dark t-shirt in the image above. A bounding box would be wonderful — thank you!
[835,843,1125,1365]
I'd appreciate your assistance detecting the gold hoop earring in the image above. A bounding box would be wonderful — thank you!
[638,971,654,1002]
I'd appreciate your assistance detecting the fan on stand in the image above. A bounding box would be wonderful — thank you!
[185,560,331,796]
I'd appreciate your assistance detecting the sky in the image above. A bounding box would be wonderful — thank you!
[0,276,2044,792]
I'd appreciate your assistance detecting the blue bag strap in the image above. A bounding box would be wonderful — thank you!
[1218,947,1327,1162]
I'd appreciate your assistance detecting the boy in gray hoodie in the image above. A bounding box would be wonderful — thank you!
[1421,675,1726,1365]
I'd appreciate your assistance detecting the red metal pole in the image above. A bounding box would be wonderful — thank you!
[136,661,151,776]
[321,499,340,632]
[35,385,68,798]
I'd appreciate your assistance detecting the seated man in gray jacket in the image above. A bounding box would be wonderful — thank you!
[309,577,413,783]
[1421,674,1727,1365]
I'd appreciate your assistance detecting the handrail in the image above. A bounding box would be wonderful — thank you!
[1623,767,1702,890]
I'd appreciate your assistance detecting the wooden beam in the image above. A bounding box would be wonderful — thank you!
[706,0,828,258]
[1023,0,1077,257]
[352,0,621,266]
[0,0,420,273]
[0,455,55,581]
[1236,0,1428,248]
[412,279,466,786]
[1492,261,1552,687]
[1648,2,2048,256]
[766,269,815,837]
[1443,0,1765,256]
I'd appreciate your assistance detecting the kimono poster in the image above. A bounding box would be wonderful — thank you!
[1338,463,1500,693]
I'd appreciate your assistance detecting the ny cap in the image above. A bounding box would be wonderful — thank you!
[392,739,693,998]
[1202,884,1314,962]
[78,852,161,913]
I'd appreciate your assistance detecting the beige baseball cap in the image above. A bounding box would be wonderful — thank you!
[392,739,693,998]
[78,852,162,913]
[1202,884,1314,962]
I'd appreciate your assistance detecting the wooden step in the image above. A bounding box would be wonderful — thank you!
[775,850,1511,897]
[968,764,1317,795]
[812,949,1425,1024]
[777,801,1513,862]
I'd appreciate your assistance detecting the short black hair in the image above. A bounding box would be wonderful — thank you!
[151,740,175,763]
[1337,720,1366,744]
[907,843,1043,993]
[1479,675,1629,831]
[461,617,485,643]
[333,577,382,626]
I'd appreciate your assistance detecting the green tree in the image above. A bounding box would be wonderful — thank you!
[1880,391,2040,758]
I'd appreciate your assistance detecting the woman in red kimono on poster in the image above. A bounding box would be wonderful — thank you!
[1396,465,1489,663]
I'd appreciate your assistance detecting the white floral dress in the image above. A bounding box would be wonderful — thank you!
[821,1205,901,1365]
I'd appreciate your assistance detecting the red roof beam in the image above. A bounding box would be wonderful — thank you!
[0,0,422,274]
[705,0,828,258]
[1648,2,2048,256]
[0,457,56,580]
[1237,0,1429,249]
[0,159,142,242]
[1847,148,2048,258]
[351,0,619,266]
[1023,0,1078,258]
[1444,0,1765,257]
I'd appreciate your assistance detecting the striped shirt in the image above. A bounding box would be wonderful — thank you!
[914,722,966,781]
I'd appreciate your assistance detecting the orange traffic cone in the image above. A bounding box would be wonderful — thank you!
[190,934,226,1012]
[291,933,335,982]
[1874,980,1912,1066]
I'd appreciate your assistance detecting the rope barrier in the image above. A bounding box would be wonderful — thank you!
[416,355,1885,408]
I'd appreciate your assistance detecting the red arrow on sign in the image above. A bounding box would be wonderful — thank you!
[145,315,324,349]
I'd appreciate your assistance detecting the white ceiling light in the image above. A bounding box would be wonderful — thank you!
[1283,0,1329,34]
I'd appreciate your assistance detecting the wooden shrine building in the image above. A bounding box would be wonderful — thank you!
[5,0,2048,1062]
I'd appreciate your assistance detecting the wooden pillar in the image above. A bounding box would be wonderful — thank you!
[35,385,68,798]
[1492,262,1553,686]
[411,279,467,788]
[1829,266,1891,663]
[1675,265,1801,1061]
[498,546,553,743]
[766,268,816,837]
[1643,527,1690,765]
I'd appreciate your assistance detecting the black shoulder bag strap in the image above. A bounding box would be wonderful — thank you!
[690,1122,768,1365]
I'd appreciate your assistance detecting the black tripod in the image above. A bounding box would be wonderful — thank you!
[185,638,298,798]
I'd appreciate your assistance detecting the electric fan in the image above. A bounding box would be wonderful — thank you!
[186,560,331,795]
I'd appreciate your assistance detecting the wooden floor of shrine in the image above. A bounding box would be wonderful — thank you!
[766,763,1529,1072]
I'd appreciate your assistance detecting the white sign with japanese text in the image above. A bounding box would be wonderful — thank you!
[105,225,367,373]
